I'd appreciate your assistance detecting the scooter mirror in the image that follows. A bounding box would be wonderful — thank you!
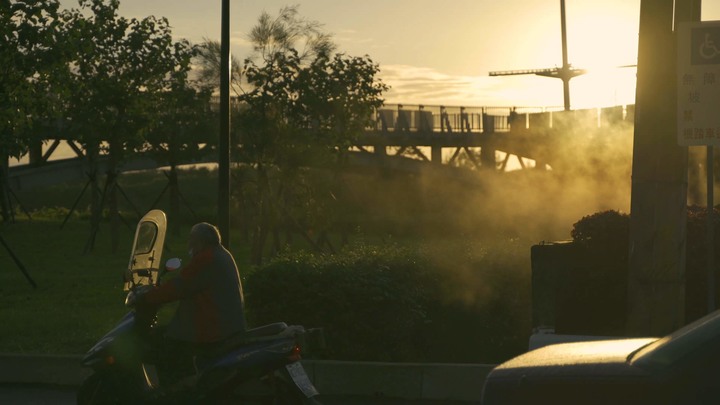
[165,257,182,272]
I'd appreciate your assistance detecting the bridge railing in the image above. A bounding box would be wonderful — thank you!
[370,104,635,134]
[372,104,505,134]
[8,103,636,170]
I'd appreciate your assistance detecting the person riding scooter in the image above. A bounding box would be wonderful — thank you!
[139,222,246,385]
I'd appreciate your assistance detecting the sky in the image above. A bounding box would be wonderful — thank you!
[59,1,720,110]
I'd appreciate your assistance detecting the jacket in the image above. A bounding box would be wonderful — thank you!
[145,245,246,343]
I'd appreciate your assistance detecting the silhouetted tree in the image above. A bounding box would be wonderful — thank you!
[142,68,216,232]
[248,5,335,64]
[193,5,335,96]
[0,0,67,221]
[63,0,195,252]
[236,7,387,264]
[193,39,243,97]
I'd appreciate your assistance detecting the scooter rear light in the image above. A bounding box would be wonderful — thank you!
[287,344,302,362]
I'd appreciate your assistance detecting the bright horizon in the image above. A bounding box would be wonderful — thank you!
[55,0,720,110]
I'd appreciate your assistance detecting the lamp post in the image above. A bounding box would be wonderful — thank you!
[218,0,231,248]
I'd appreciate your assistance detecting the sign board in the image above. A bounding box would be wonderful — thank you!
[677,21,720,146]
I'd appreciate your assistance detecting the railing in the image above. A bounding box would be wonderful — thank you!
[8,103,636,171]
[371,103,634,134]
[372,104,514,134]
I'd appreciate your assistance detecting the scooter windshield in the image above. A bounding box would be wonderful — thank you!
[124,210,167,291]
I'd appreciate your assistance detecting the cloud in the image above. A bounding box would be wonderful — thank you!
[336,28,358,35]
[230,34,253,48]
[377,64,635,109]
[335,32,381,48]
[378,64,534,107]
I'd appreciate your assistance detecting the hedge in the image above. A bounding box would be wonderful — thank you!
[244,240,531,363]
[571,207,720,324]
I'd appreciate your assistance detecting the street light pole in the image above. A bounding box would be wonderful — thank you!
[218,0,231,248]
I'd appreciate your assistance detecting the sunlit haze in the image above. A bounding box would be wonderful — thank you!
[55,1,720,108]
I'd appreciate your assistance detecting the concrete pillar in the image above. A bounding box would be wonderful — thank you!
[374,145,386,157]
[481,113,496,170]
[0,154,10,222]
[28,140,43,167]
[626,0,701,336]
[431,146,442,165]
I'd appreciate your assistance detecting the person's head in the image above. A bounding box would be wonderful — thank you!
[188,222,221,257]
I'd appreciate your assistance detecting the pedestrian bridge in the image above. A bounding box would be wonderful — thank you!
[359,103,634,171]
[7,103,635,190]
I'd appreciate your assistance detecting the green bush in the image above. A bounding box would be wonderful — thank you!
[567,207,720,325]
[685,205,720,321]
[244,239,531,363]
[571,210,629,255]
[245,244,437,362]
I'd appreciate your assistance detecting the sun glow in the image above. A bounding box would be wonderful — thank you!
[571,68,637,109]
[483,1,641,109]
[564,6,639,109]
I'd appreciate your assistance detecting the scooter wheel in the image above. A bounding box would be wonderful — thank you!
[76,374,123,405]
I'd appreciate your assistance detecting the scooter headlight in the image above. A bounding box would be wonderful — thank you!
[125,285,152,308]
[125,290,137,307]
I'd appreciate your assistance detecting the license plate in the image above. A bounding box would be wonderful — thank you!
[285,362,319,398]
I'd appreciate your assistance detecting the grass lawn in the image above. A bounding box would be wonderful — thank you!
[0,166,541,357]
[1,217,140,354]
[0,167,250,355]
[0,215,255,355]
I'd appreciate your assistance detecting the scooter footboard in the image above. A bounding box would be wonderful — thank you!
[197,337,297,382]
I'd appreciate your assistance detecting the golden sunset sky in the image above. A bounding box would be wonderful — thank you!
[61,1,720,109]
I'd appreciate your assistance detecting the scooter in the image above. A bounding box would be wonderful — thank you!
[77,210,323,404]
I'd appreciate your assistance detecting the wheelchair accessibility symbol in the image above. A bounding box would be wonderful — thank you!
[700,33,720,60]
[692,27,720,65]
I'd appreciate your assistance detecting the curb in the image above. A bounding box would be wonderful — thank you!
[303,360,492,402]
[0,354,90,387]
[0,354,493,402]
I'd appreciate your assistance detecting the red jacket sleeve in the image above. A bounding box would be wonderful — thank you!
[144,248,213,306]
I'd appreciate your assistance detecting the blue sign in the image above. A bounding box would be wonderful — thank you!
[692,26,720,65]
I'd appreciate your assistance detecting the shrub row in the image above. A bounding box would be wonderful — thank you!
[244,240,531,363]
[571,207,720,323]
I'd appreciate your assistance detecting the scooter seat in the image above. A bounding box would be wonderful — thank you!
[242,322,288,339]
[194,322,290,370]
[207,323,289,356]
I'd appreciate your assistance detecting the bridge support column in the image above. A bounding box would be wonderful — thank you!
[481,113,496,170]
[28,140,42,167]
[374,144,386,158]
[431,146,442,165]
[0,154,10,222]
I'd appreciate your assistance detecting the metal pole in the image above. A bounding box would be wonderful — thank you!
[708,146,715,312]
[218,0,231,248]
[560,0,568,69]
[560,0,571,111]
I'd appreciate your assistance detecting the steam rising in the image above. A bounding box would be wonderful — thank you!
[338,118,635,308]
[346,120,634,241]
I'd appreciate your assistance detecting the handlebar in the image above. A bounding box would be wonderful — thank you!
[124,285,154,308]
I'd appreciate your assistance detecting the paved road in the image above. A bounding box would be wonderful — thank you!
[0,384,75,404]
[0,384,477,404]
